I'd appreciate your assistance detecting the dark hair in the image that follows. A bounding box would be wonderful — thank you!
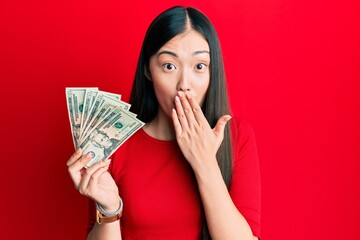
[129,6,233,240]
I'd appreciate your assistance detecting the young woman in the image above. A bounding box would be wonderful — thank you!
[67,6,261,240]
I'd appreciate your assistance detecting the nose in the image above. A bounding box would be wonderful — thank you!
[177,69,190,92]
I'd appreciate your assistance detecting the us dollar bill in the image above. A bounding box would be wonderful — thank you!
[66,88,78,148]
[66,87,98,148]
[99,90,122,101]
[80,93,131,142]
[80,106,144,168]
[66,87,144,167]
[80,88,99,138]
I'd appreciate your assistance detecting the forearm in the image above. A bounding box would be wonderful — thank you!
[195,159,255,240]
[87,221,121,240]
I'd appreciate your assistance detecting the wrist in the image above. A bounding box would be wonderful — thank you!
[193,157,220,182]
[102,197,121,212]
[96,197,123,217]
[96,197,123,224]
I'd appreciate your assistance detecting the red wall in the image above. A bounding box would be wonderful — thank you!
[1,0,359,239]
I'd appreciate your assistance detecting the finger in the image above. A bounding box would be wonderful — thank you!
[87,163,111,193]
[66,148,82,167]
[178,91,197,127]
[185,92,207,126]
[68,153,92,190]
[87,165,113,206]
[213,115,232,137]
[172,108,182,136]
[90,160,111,180]
[174,93,189,130]
[68,151,93,175]
[79,159,111,194]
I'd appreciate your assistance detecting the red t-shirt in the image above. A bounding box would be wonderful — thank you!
[87,118,261,239]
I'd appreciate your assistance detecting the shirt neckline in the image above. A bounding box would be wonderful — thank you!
[139,128,177,145]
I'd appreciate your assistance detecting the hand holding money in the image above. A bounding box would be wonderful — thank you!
[66,148,120,212]
[66,87,144,168]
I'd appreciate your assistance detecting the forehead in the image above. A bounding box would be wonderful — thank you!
[158,29,210,53]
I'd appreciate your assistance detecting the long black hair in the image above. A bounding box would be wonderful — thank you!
[129,6,233,240]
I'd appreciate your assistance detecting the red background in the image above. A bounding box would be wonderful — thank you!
[1,0,359,239]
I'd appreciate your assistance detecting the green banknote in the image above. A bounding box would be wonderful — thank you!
[66,88,144,167]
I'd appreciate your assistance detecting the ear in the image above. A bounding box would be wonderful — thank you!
[144,66,152,81]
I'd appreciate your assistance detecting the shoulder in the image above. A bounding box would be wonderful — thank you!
[230,117,257,148]
[230,117,258,165]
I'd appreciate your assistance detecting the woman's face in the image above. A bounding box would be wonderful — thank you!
[149,29,210,119]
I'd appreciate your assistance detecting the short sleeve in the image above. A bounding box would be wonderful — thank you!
[229,119,261,238]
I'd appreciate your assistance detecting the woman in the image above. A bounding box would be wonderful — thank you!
[67,6,261,240]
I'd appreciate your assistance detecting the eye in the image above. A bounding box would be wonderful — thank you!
[162,63,176,72]
[195,63,207,71]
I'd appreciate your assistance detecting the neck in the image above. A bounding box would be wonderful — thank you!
[143,109,176,141]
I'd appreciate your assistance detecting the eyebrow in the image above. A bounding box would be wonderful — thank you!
[157,50,210,57]
[193,50,210,56]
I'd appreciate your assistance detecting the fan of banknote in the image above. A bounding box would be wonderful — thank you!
[66,87,144,168]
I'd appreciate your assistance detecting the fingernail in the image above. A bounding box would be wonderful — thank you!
[104,159,111,164]
[175,96,180,102]
[86,152,93,158]
[177,91,183,97]
[185,92,192,99]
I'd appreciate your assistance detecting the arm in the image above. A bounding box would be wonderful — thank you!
[172,91,259,240]
[87,221,121,240]
[195,159,258,240]
[67,149,122,240]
